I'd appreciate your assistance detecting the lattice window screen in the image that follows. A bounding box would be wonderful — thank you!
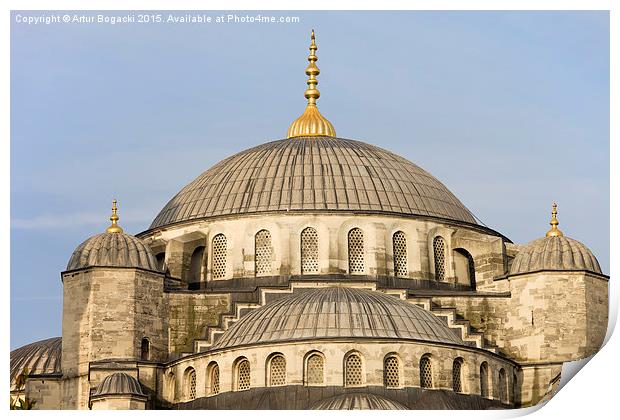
[301,227,319,274]
[393,231,407,278]
[433,236,446,281]
[211,234,227,280]
[452,359,463,392]
[348,228,364,274]
[188,369,196,400]
[480,363,489,398]
[237,360,251,390]
[306,354,324,385]
[255,230,273,276]
[420,357,433,388]
[209,364,220,395]
[499,369,508,402]
[269,355,287,386]
[345,354,363,386]
[383,356,400,388]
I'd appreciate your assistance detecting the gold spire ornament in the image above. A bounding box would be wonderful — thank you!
[106,199,124,233]
[546,202,563,237]
[287,30,337,138]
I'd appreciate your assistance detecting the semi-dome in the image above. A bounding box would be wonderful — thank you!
[10,337,62,391]
[311,393,409,410]
[509,235,602,276]
[150,137,476,229]
[92,372,145,397]
[66,231,159,272]
[211,287,464,350]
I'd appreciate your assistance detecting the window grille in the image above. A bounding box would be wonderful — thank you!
[237,359,251,391]
[383,356,400,388]
[433,236,446,281]
[348,228,364,274]
[306,354,324,385]
[393,231,407,277]
[255,230,273,276]
[345,353,363,386]
[211,234,227,279]
[187,369,196,400]
[420,356,433,388]
[269,355,286,386]
[209,364,220,396]
[480,362,489,398]
[499,368,508,402]
[301,227,319,274]
[452,359,463,392]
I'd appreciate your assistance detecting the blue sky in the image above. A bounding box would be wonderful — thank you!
[10,11,609,349]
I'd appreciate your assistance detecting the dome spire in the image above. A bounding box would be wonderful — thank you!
[546,202,563,237]
[287,30,336,138]
[106,199,124,233]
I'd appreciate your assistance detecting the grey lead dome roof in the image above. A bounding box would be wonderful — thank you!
[211,287,464,350]
[10,337,62,391]
[311,393,409,410]
[92,372,145,397]
[150,137,476,229]
[66,232,159,272]
[509,236,602,275]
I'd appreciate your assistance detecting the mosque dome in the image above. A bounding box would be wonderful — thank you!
[66,200,159,272]
[10,337,62,391]
[310,392,409,410]
[92,372,145,397]
[211,287,464,350]
[509,203,602,275]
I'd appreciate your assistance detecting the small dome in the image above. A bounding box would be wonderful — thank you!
[211,287,464,350]
[66,232,159,272]
[510,236,602,276]
[92,372,145,397]
[311,393,408,410]
[10,337,62,391]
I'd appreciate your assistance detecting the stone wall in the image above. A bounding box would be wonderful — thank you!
[25,377,61,409]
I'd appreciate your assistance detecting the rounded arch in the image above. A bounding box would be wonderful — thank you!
[300,227,319,275]
[454,247,476,289]
[347,228,365,274]
[419,353,433,388]
[303,350,325,386]
[166,371,176,402]
[233,357,251,391]
[452,357,464,393]
[383,352,402,389]
[189,246,205,284]
[499,368,508,403]
[255,229,273,277]
[206,361,220,396]
[432,236,446,281]
[343,350,365,387]
[155,252,167,273]
[266,352,287,387]
[211,233,227,280]
[480,361,490,398]
[140,337,150,361]
[183,366,197,401]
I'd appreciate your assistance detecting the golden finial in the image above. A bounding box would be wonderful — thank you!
[287,29,337,138]
[546,202,563,237]
[106,199,124,233]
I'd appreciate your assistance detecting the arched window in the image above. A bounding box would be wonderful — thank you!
[420,356,433,388]
[189,246,205,284]
[207,362,220,396]
[155,252,166,272]
[305,352,324,385]
[301,227,319,275]
[140,338,150,360]
[211,234,227,280]
[512,372,518,404]
[480,362,489,398]
[344,353,363,387]
[383,355,400,388]
[499,368,508,402]
[167,372,176,401]
[185,367,196,400]
[452,358,463,392]
[268,354,286,386]
[433,236,446,281]
[235,358,251,391]
[255,230,273,276]
[392,231,407,278]
[454,248,476,289]
[348,228,364,274]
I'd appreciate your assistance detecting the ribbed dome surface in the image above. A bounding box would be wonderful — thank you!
[311,393,408,410]
[92,372,145,397]
[150,137,476,229]
[66,232,159,271]
[510,236,602,275]
[10,337,62,391]
[211,287,464,350]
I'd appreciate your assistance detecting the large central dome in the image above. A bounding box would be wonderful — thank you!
[150,137,476,229]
